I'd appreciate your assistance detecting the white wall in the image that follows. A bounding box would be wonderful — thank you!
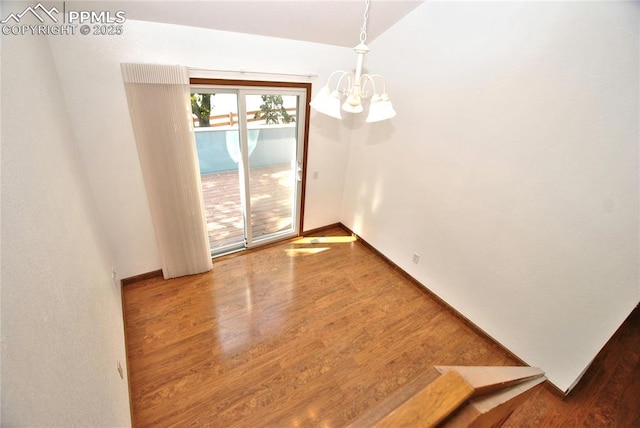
[342,1,639,392]
[1,34,131,426]
[45,3,639,394]
[47,20,354,279]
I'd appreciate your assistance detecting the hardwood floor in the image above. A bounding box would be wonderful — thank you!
[503,305,640,427]
[123,226,639,427]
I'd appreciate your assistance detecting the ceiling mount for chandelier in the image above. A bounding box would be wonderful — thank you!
[310,0,396,123]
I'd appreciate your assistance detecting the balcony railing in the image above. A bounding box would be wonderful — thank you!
[193,108,297,128]
[194,124,296,251]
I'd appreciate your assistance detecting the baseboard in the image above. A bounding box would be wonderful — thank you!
[120,284,135,425]
[121,269,163,286]
[544,380,567,399]
[121,225,346,284]
[336,222,573,396]
[119,222,573,396]
[302,222,345,236]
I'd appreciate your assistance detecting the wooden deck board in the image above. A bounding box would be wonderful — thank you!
[201,164,293,250]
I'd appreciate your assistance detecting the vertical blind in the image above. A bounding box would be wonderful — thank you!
[121,63,212,279]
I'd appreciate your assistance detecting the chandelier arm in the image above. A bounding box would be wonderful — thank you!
[360,74,378,98]
[362,74,387,96]
[326,70,348,89]
[335,72,353,94]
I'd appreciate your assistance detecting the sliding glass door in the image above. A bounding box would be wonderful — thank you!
[191,84,307,256]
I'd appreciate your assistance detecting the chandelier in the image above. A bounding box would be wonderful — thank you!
[310,0,396,123]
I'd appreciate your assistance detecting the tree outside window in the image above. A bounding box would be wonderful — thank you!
[254,95,294,125]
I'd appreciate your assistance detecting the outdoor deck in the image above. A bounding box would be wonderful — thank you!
[200,164,294,251]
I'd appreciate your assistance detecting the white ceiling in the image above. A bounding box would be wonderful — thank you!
[75,1,424,47]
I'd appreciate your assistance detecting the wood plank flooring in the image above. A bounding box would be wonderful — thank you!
[503,305,640,427]
[123,226,640,427]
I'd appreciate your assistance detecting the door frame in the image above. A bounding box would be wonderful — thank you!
[190,78,311,253]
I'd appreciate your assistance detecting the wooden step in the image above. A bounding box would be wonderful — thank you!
[347,366,546,428]
[443,376,546,427]
[434,365,545,397]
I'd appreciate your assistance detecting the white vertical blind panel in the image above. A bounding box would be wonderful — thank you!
[122,63,212,279]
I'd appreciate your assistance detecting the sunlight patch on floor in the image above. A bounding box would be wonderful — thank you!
[285,247,330,257]
[292,235,357,245]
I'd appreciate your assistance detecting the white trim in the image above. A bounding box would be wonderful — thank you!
[237,90,253,247]
[189,67,317,83]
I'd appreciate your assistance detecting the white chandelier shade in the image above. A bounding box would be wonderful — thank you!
[310,0,396,123]
[366,93,396,123]
[309,85,343,119]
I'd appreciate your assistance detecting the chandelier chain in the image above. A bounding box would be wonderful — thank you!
[360,0,371,44]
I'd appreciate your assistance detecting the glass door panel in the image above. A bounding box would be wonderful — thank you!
[191,91,246,255]
[192,84,307,256]
[244,93,300,244]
